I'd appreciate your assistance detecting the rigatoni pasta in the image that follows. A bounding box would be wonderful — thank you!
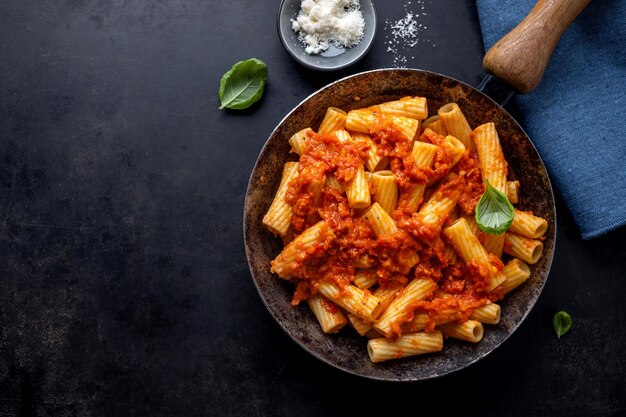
[353,268,377,289]
[318,107,347,135]
[438,103,474,151]
[362,202,398,237]
[509,209,548,238]
[500,258,531,294]
[372,170,398,215]
[262,97,548,363]
[472,122,509,258]
[421,115,448,136]
[504,233,544,264]
[469,303,501,324]
[438,320,484,343]
[400,140,438,212]
[262,162,299,236]
[307,295,347,334]
[369,96,428,120]
[288,128,312,156]
[368,331,443,362]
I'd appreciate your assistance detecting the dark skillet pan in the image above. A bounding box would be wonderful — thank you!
[244,0,588,381]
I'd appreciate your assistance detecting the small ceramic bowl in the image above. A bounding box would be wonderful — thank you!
[277,0,377,71]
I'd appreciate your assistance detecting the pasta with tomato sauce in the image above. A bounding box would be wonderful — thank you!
[262,97,546,363]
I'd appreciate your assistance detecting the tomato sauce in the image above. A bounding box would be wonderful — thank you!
[283,123,499,333]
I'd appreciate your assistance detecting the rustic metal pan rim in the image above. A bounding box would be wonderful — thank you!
[243,68,556,381]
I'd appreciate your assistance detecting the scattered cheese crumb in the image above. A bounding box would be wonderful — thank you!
[384,0,434,68]
[291,0,365,55]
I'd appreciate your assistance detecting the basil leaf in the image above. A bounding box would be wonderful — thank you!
[219,58,268,110]
[552,311,572,339]
[475,179,514,235]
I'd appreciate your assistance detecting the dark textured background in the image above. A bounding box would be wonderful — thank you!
[0,1,624,416]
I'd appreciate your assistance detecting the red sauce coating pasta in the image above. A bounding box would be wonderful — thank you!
[282,118,503,331]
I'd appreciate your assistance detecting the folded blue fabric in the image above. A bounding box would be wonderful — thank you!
[476,0,626,239]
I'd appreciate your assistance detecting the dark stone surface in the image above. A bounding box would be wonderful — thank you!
[0,0,624,416]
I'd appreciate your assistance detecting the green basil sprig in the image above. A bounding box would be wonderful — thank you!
[218,58,268,110]
[552,311,572,339]
[475,179,514,235]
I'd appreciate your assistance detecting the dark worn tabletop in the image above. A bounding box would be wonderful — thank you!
[0,1,625,416]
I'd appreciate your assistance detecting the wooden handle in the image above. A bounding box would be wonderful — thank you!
[483,0,590,94]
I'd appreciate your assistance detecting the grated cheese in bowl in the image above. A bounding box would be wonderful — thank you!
[291,0,365,55]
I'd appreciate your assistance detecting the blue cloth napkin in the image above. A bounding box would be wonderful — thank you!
[476,0,626,239]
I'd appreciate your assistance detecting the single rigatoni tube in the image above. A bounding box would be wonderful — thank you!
[391,116,420,142]
[483,234,506,258]
[372,171,398,214]
[473,122,508,193]
[469,303,501,324]
[438,103,474,151]
[318,281,383,322]
[362,202,398,236]
[346,110,418,142]
[374,279,437,336]
[288,128,312,156]
[352,285,404,336]
[402,141,438,212]
[500,258,531,294]
[271,221,335,279]
[262,162,299,236]
[413,140,439,166]
[507,180,520,204]
[325,173,344,193]
[504,233,543,264]
[509,209,548,238]
[444,218,484,264]
[443,218,506,291]
[318,107,347,135]
[345,109,377,133]
[353,132,388,172]
[345,164,371,209]
[353,268,377,289]
[347,313,374,336]
[307,295,347,334]
[370,96,428,120]
[442,135,466,166]
[439,320,484,343]
[422,115,448,136]
[417,184,458,231]
[373,286,403,313]
[402,313,454,332]
[367,331,444,363]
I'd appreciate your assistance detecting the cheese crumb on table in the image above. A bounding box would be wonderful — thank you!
[291,0,365,55]
[384,0,434,68]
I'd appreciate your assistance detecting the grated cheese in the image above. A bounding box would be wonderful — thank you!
[384,0,433,68]
[291,0,365,55]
